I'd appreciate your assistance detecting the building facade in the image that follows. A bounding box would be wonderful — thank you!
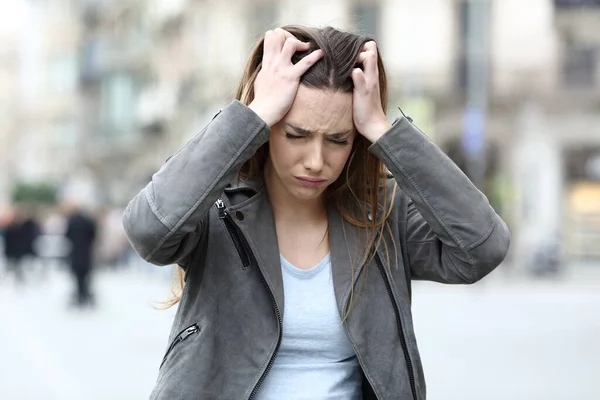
[3,0,599,262]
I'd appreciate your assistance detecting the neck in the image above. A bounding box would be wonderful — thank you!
[264,163,327,224]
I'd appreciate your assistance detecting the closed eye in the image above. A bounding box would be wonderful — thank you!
[285,132,349,146]
[285,132,305,140]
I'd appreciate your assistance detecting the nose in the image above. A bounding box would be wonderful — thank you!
[303,140,324,172]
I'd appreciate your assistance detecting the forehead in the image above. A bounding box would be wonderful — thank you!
[284,86,354,132]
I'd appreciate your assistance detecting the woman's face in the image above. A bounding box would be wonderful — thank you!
[265,86,356,202]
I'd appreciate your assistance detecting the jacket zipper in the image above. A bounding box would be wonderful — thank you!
[159,324,200,369]
[247,271,283,400]
[375,252,418,400]
[214,199,283,399]
[216,199,251,269]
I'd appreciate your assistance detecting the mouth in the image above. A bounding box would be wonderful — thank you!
[295,176,327,188]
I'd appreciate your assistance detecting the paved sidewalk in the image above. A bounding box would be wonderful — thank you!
[1,262,599,399]
[412,264,600,400]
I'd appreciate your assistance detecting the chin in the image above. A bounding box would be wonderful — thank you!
[286,182,327,201]
[292,188,325,201]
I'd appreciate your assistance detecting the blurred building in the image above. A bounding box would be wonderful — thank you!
[0,12,20,205]
[77,0,153,205]
[2,0,599,265]
[0,0,82,203]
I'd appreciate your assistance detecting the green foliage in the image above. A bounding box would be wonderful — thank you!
[11,182,57,205]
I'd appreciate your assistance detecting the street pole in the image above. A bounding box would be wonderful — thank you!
[463,0,491,189]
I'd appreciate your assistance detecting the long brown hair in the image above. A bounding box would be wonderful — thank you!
[161,25,397,310]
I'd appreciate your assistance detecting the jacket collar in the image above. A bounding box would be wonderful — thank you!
[223,176,373,320]
[225,178,264,193]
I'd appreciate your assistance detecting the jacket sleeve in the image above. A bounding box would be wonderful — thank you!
[368,117,510,284]
[122,101,270,266]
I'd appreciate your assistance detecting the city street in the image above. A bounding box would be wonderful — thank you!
[1,1,599,399]
[0,263,175,400]
[412,268,600,400]
[1,263,599,400]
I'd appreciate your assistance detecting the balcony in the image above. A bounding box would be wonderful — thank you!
[554,0,600,34]
[555,0,600,9]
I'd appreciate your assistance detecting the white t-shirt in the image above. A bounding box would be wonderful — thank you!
[254,253,363,400]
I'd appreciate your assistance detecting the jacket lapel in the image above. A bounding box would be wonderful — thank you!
[327,202,372,320]
[226,187,285,317]
[224,177,377,322]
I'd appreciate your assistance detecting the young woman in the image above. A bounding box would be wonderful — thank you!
[123,25,510,400]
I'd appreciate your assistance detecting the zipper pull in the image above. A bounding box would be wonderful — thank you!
[397,106,413,123]
[180,325,199,341]
[215,199,226,219]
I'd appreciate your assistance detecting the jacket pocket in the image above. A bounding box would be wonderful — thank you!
[160,323,200,369]
[215,199,253,269]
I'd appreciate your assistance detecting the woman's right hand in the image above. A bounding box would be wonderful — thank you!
[248,28,324,127]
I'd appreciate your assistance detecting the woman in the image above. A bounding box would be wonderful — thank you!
[123,25,510,400]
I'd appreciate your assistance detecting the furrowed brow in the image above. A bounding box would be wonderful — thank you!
[286,123,351,138]
[327,131,352,139]
[286,123,312,135]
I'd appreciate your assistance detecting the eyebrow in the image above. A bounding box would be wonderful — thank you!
[286,123,352,139]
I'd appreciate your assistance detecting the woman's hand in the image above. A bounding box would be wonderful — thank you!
[351,41,392,143]
[249,28,324,127]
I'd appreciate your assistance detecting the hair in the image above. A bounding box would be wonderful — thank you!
[161,25,397,312]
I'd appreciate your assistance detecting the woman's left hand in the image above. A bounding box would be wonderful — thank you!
[351,41,392,143]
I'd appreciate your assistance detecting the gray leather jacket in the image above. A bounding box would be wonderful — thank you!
[123,100,510,400]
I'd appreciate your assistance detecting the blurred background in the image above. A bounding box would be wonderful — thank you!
[0,0,599,399]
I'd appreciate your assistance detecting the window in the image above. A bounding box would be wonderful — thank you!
[565,147,600,180]
[456,0,491,92]
[555,0,600,9]
[80,39,101,85]
[54,119,77,149]
[562,42,597,88]
[50,53,77,94]
[457,1,470,91]
[352,3,380,38]
[100,73,137,134]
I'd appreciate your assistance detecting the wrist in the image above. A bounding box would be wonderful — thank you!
[248,101,277,127]
[361,119,392,143]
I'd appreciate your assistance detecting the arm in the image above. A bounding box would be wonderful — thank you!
[122,29,323,268]
[89,218,97,244]
[122,101,270,266]
[369,117,510,284]
[64,218,74,243]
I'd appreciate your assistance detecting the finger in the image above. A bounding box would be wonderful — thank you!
[357,49,377,72]
[280,37,311,62]
[273,27,295,53]
[359,41,378,67]
[262,30,277,64]
[351,68,367,93]
[292,48,324,75]
[275,27,296,40]
[364,40,377,48]
[362,41,378,54]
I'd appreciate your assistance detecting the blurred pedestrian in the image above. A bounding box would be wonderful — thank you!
[123,26,511,399]
[63,201,97,308]
[3,213,25,283]
[20,210,42,275]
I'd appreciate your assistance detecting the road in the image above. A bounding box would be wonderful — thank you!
[1,262,599,400]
